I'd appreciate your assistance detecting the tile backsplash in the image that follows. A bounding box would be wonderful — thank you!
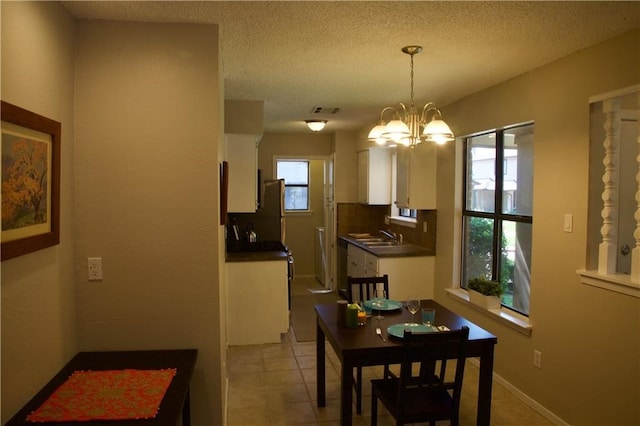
[336,203,436,253]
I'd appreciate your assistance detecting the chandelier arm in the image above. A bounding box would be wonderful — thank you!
[395,102,409,121]
[419,103,441,124]
[378,106,397,122]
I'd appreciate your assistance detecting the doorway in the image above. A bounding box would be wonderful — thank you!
[275,155,335,291]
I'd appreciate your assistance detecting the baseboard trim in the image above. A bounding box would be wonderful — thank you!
[467,358,569,425]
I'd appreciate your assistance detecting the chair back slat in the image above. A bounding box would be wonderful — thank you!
[396,327,469,414]
[346,275,389,303]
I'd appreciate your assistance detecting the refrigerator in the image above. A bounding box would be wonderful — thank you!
[258,179,286,243]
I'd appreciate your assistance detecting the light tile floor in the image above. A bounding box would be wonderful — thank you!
[227,278,554,425]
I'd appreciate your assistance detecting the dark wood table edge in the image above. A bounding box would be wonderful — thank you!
[315,300,497,426]
[5,349,198,426]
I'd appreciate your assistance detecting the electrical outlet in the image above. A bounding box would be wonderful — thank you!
[423,221,428,233]
[88,257,103,281]
[384,215,390,225]
[533,350,542,368]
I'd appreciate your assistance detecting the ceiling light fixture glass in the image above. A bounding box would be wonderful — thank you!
[368,46,454,147]
[305,120,327,132]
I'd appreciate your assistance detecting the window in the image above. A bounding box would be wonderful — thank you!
[276,160,309,211]
[461,124,534,315]
[399,208,417,219]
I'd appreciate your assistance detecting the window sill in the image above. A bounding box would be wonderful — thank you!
[577,269,640,298]
[284,210,314,216]
[389,216,417,228]
[445,288,532,336]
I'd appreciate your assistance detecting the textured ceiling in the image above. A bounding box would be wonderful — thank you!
[61,1,640,133]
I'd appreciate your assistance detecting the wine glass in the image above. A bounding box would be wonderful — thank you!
[374,289,386,320]
[407,297,420,323]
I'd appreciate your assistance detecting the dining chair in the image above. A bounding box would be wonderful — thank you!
[346,274,390,414]
[370,326,470,426]
[346,274,389,304]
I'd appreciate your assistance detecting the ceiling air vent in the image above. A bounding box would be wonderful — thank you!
[310,107,341,114]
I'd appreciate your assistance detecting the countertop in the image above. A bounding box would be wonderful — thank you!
[225,240,289,262]
[339,234,434,257]
[226,250,288,262]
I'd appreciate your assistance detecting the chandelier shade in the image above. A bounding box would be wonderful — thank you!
[369,45,454,147]
[423,117,454,144]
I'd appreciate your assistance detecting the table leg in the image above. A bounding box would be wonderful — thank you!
[477,346,495,426]
[340,357,354,426]
[316,318,326,407]
[182,389,191,426]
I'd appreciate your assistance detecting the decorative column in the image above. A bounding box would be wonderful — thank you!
[598,99,620,274]
[632,92,640,281]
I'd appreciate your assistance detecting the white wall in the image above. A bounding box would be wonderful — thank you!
[1,2,78,422]
[73,20,224,425]
[435,29,640,425]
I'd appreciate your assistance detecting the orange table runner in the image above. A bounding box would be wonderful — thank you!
[26,369,176,423]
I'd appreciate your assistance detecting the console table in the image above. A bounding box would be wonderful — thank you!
[5,349,197,426]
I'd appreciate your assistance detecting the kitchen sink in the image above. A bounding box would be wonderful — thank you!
[363,241,401,246]
[354,238,385,243]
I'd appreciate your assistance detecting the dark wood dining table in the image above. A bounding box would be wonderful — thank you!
[5,349,198,426]
[315,299,497,426]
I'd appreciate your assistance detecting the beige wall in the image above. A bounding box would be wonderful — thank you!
[333,130,358,203]
[1,2,78,422]
[1,6,226,423]
[224,99,264,134]
[435,29,640,425]
[73,20,224,425]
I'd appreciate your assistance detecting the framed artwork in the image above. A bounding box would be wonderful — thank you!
[1,101,61,261]
[220,161,228,225]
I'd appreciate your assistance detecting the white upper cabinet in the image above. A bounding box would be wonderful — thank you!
[358,148,391,205]
[395,143,437,209]
[225,133,259,212]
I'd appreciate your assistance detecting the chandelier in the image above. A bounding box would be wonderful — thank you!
[368,46,454,147]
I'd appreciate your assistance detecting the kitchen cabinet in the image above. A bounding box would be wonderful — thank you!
[378,255,434,301]
[227,259,288,345]
[395,142,437,209]
[347,243,434,301]
[225,133,259,212]
[347,244,377,279]
[358,148,391,205]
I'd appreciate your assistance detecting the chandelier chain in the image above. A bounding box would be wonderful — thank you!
[409,52,415,108]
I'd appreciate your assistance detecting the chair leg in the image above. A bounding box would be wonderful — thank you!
[356,366,362,414]
[371,391,378,426]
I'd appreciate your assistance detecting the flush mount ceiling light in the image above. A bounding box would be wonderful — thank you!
[368,46,454,147]
[305,120,327,132]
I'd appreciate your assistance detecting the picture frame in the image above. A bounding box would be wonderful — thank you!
[220,161,229,225]
[1,101,61,261]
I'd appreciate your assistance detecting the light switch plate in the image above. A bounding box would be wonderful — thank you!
[563,214,573,233]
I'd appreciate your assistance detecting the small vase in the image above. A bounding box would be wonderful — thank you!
[468,289,501,310]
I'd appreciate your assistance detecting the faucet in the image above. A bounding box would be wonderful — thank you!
[380,229,403,244]
[379,229,397,241]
